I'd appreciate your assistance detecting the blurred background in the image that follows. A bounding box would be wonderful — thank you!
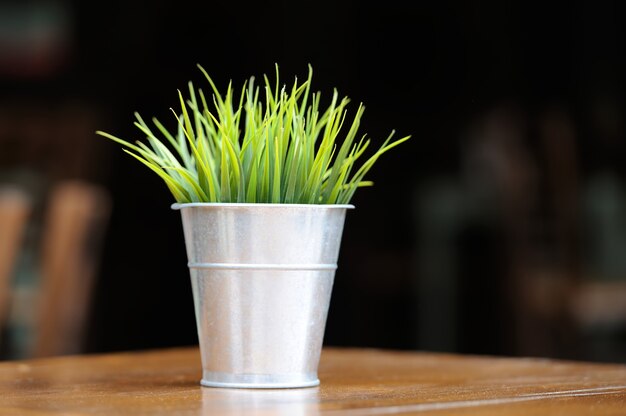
[1,0,626,363]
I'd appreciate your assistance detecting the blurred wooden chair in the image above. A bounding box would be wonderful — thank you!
[31,180,111,357]
[502,105,626,361]
[0,187,32,336]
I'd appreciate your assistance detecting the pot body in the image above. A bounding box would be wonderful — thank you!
[172,203,353,388]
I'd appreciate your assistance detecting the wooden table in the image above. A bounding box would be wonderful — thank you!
[0,346,625,415]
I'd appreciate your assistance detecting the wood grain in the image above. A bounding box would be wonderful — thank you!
[0,346,624,415]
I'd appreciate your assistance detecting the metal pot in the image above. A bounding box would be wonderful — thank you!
[172,203,353,389]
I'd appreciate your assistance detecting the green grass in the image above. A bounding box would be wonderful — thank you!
[96,64,411,204]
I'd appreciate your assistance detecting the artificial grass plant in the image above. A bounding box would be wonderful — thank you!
[96,64,411,204]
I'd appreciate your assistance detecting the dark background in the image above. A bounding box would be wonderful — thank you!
[1,0,626,363]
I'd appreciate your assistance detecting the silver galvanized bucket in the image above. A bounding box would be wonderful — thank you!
[171,203,354,389]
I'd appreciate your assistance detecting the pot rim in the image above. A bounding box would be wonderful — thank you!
[171,202,355,210]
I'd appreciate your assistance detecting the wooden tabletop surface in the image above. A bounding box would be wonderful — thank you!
[0,346,625,415]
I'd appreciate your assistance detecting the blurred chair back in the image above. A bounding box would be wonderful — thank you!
[32,180,111,357]
[0,187,31,335]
